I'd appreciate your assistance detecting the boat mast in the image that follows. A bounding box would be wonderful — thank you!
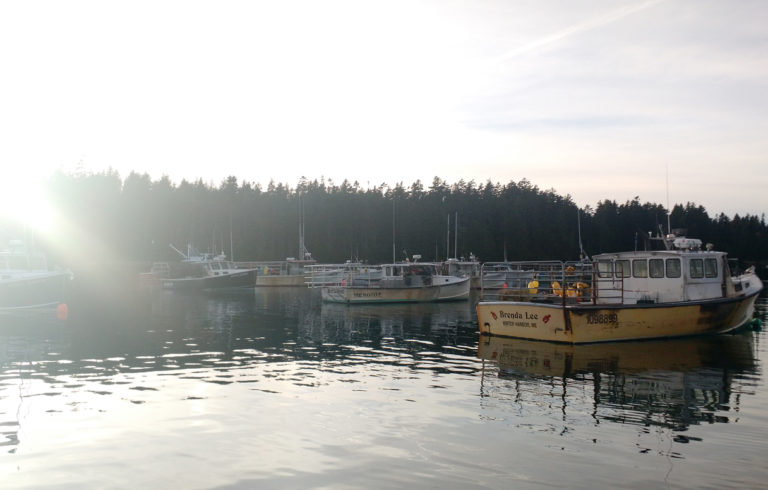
[454,212,458,260]
[299,195,309,260]
[446,213,450,261]
[392,198,396,263]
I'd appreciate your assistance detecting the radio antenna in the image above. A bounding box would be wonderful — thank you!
[666,163,671,235]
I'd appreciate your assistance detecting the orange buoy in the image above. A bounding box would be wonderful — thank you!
[56,303,69,321]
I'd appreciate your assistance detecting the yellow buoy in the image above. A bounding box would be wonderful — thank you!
[527,280,539,295]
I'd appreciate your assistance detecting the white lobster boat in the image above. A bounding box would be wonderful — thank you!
[310,259,470,304]
[142,244,258,291]
[442,254,481,289]
[476,234,763,344]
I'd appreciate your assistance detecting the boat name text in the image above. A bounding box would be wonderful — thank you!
[352,291,383,298]
[499,311,539,320]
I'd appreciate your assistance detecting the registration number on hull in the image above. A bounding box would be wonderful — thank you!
[586,313,618,325]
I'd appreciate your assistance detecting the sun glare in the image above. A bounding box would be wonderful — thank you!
[0,178,56,235]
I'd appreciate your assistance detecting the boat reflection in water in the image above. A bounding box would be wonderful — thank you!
[477,333,758,430]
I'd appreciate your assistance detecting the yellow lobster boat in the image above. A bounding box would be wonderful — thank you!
[476,234,763,343]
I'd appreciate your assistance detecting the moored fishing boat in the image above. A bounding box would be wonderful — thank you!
[0,240,72,310]
[238,257,316,286]
[311,258,470,304]
[160,259,257,291]
[476,233,763,343]
[442,254,481,289]
[143,244,257,291]
[235,206,317,287]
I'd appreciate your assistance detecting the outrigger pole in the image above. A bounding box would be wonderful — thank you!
[577,208,588,261]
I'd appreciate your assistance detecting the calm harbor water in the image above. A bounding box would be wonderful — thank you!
[1,277,767,489]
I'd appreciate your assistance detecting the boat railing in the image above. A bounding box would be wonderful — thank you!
[591,273,625,304]
[480,261,596,304]
[1,250,50,271]
[479,261,637,305]
[236,260,313,276]
[149,262,171,277]
[305,263,381,287]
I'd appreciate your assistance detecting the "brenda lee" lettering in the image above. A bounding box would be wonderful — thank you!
[499,311,539,320]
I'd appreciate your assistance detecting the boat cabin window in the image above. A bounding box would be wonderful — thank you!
[405,265,434,277]
[632,259,648,278]
[666,258,681,278]
[615,260,630,278]
[649,259,664,278]
[597,260,613,278]
[690,258,704,279]
[705,258,718,278]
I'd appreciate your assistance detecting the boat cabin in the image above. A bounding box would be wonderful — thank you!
[204,260,241,276]
[381,263,438,287]
[1,240,50,276]
[478,234,756,306]
[442,255,480,279]
[593,237,731,304]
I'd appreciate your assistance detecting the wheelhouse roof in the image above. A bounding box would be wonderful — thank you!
[593,250,727,260]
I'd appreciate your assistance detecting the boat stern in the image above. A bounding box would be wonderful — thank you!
[476,301,572,343]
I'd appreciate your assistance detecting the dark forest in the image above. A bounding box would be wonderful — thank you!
[5,171,766,271]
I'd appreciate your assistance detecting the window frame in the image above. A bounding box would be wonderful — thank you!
[704,258,718,278]
[689,258,704,279]
[666,258,681,278]
[615,260,631,278]
[632,259,648,278]
[649,258,664,278]
[597,260,613,278]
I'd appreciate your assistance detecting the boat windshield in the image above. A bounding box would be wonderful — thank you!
[207,261,235,271]
[404,265,435,277]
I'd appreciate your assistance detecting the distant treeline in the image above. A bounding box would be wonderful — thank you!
[8,171,767,268]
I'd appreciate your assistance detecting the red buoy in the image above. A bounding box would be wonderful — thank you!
[56,303,69,321]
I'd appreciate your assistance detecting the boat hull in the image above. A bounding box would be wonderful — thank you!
[322,277,470,304]
[0,271,70,310]
[476,292,760,344]
[161,270,256,291]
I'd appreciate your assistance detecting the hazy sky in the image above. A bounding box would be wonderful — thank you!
[2,0,767,218]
